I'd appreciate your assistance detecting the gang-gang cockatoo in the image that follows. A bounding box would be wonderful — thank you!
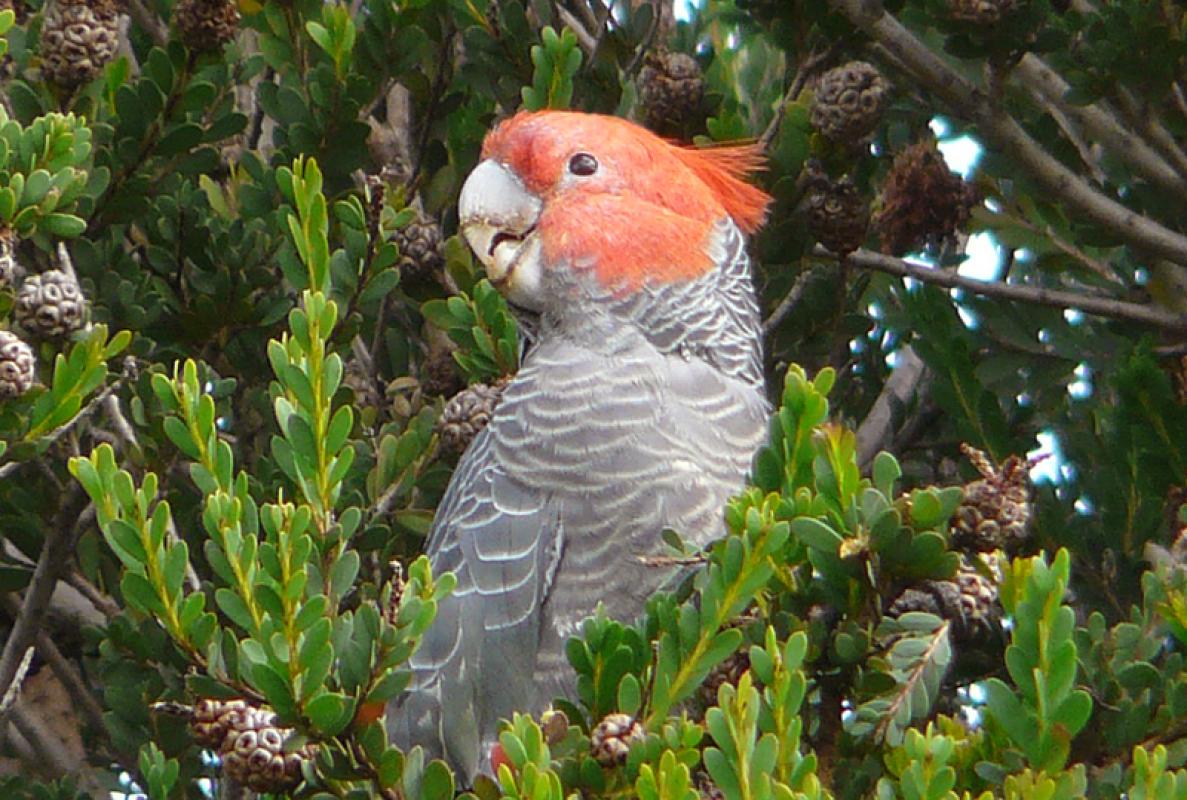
[389,110,772,781]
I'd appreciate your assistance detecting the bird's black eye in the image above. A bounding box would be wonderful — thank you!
[568,152,598,176]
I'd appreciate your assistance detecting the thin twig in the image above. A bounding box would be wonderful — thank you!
[816,246,1187,333]
[985,206,1114,281]
[762,267,816,335]
[1015,55,1187,196]
[63,568,121,620]
[0,647,34,722]
[1112,88,1187,184]
[123,0,168,49]
[0,379,123,481]
[759,42,844,152]
[555,6,598,55]
[828,0,1187,266]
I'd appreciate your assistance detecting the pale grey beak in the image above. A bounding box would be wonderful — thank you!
[458,160,544,309]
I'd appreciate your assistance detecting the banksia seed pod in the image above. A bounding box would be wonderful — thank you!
[888,554,1002,643]
[219,704,313,794]
[0,229,20,289]
[189,698,250,749]
[173,0,239,52]
[950,0,1015,24]
[391,211,444,282]
[438,381,506,454]
[950,444,1031,554]
[952,554,1002,641]
[698,649,751,708]
[876,140,979,256]
[807,176,869,256]
[696,771,726,800]
[0,330,35,399]
[638,51,706,135]
[810,61,889,142]
[39,0,120,88]
[590,713,644,766]
[15,269,86,337]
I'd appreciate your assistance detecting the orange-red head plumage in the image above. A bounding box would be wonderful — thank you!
[478,111,770,292]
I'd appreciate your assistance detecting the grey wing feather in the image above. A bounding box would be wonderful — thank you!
[388,427,564,780]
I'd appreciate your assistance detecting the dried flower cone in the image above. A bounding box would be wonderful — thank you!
[174,0,240,52]
[950,444,1032,554]
[39,0,120,88]
[15,269,86,337]
[638,51,706,134]
[438,380,507,454]
[0,330,35,399]
[807,177,869,256]
[217,703,313,793]
[189,698,251,749]
[810,61,889,142]
[392,211,444,282]
[876,140,979,256]
[590,713,644,766]
[888,553,1002,643]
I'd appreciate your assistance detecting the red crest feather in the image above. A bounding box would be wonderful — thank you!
[670,141,771,234]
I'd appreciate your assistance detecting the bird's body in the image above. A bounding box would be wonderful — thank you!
[388,111,771,781]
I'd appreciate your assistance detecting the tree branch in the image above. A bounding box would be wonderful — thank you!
[1014,55,1187,196]
[0,595,107,737]
[123,0,168,49]
[855,346,929,468]
[816,245,1187,333]
[0,485,88,713]
[762,267,816,335]
[1111,87,1187,184]
[828,0,1187,266]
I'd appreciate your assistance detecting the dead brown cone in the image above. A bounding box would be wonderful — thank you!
[950,444,1032,554]
[950,0,1015,24]
[876,140,979,256]
[638,51,706,135]
[173,0,240,52]
[807,176,869,256]
[39,0,120,88]
[810,61,889,142]
[0,330,35,399]
[391,211,444,283]
[888,553,1002,644]
[438,380,506,454]
[218,703,314,794]
[423,347,463,398]
[590,713,644,767]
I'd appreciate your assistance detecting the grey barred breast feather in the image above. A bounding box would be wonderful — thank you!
[387,221,769,782]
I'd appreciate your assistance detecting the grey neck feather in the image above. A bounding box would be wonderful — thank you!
[534,220,765,389]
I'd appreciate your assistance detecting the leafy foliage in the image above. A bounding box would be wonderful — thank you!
[3,0,1187,798]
